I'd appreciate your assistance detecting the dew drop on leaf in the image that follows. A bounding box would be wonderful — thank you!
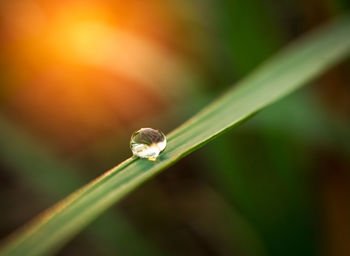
[130,128,166,161]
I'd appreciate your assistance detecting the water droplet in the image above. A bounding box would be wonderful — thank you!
[130,128,166,161]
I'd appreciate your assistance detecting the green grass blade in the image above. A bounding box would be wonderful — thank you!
[0,117,164,256]
[1,15,350,256]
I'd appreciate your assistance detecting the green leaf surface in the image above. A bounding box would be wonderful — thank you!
[0,116,165,256]
[1,15,350,256]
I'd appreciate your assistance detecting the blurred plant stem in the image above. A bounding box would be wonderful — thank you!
[208,0,282,83]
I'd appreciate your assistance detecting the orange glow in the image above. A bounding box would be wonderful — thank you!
[48,11,190,99]
[1,0,194,152]
[45,2,114,65]
[51,21,117,64]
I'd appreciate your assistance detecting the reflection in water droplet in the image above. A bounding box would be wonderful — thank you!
[130,128,166,161]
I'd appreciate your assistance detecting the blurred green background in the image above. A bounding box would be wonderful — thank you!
[1,0,350,255]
